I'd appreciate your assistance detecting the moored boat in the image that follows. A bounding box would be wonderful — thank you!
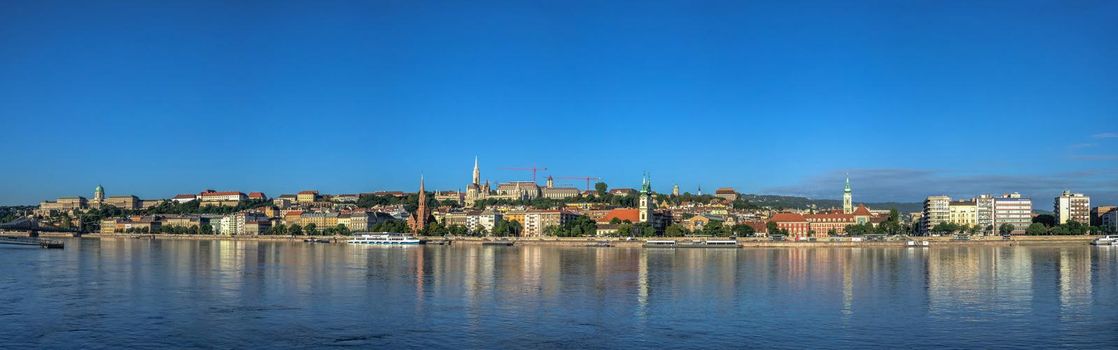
[644,240,677,248]
[1092,235,1118,246]
[482,239,515,246]
[347,233,422,245]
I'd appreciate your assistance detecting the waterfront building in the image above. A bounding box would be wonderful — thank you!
[466,209,502,234]
[843,176,853,214]
[220,212,270,236]
[441,211,469,229]
[162,215,203,229]
[948,200,978,227]
[524,210,578,237]
[994,193,1032,234]
[976,194,995,232]
[1102,210,1118,232]
[1093,206,1117,226]
[922,195,952,233]
[770,213,810,238]
[407,177,431,233]
[715,188,738,202]
[1054,191,1090,225]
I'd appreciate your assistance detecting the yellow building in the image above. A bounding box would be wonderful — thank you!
[948,200,977,226]
[297,191,320,203]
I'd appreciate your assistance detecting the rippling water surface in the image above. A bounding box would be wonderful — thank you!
[2,239,1117,349]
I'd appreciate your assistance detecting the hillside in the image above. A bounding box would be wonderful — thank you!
[741,194,923,213]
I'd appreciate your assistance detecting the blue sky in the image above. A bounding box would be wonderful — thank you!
[1,0,1116,205]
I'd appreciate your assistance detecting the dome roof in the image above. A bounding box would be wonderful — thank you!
[95,184,104,192]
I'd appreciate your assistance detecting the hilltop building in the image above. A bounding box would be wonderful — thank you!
[465,157,491,207]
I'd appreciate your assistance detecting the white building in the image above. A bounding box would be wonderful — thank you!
[922,195,951,233]
[1054,191,1090,225]
[994,193,1032,234]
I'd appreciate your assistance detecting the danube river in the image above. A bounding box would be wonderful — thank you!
[2,239,1116,349]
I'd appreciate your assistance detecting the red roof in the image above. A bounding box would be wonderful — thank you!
[298,190,318,195]
[200,191,244,197]
[283,210,303,216]
[597,208,639,223]
[173,194,196,199]
[852,204,872,216]
[770,213,806,222]
[248,192,266,199]
[715,187,736,194]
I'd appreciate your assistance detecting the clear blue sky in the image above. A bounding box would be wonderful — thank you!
[2,0,1116,205]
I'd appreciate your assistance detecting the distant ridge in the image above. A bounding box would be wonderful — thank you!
[743,194,923,213]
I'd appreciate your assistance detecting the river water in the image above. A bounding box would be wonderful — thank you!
[1,239,1116,349]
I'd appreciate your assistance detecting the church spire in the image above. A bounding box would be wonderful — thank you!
[842,173,853,214]
[472,156,480,186]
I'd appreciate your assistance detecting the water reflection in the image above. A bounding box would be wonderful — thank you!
[9,239,1116,349]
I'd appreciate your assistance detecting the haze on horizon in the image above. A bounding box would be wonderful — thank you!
[1,1,1116,206]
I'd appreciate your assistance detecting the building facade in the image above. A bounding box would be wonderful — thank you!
[922,195,951,233]
[1054,191,1090,225]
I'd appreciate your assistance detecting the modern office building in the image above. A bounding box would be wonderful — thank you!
[993,193,1032,234]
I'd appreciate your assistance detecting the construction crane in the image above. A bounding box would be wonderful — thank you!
[500,166,548,183]
[559,176,602,192]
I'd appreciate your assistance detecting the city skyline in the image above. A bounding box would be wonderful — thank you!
[2,1,1117,205]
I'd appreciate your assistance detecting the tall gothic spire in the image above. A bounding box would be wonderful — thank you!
[844,174,851,193]
[472,156,480,185]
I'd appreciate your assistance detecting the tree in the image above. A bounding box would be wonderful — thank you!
[701,221,726,236]
[200,224,213,235]
[766,221,779,236]
[1033,214,1057,227]
[448,224,468,236]
[335,224,350,236]
[272,223,287,235]
[595,182,608,196]
[289,224,303,235]
[999,223,1015,236]
[305,223,318,235]
[475,226,488,236]
[731,224,755,237]
[1026,223,1048,235]
[665,224,689,237]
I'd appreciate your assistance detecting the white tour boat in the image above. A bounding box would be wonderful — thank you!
[347,233,422,245]
[1092,235,1118,246]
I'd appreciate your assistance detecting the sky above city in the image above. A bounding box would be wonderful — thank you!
[1,0,1117,206]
